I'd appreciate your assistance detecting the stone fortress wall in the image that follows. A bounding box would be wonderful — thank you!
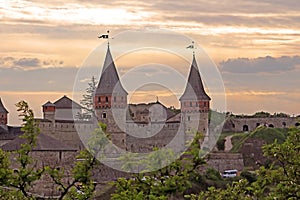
[223,117,299,132]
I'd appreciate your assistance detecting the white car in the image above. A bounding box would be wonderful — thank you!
[222,169,238,178]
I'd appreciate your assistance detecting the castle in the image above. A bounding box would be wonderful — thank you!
[0,44,299,196]
[1,45,299,153]
[0,44,213,195]
[27,44,211,153]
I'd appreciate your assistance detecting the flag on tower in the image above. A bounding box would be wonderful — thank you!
[98,30,110,39]
[98,34,109,39]
[186,44,194,49]
[186,41,195,49]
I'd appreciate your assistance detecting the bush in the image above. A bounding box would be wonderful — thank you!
[241,171,257,183]
[205,168,222,181]
[216,139,225,151]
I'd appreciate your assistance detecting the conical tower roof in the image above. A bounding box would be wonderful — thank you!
[0,98,8,113]
[95,46,127,96]
[180,55,210,101]
[42,101,56,107]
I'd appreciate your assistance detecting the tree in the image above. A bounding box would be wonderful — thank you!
[0,101,102,199]
[46,123,110,199]
[6,101,44,198]
[186,127,300,199]
[46,150,96,200]
[111,132,206,199]
[79,76,98,119]
[261,127,300,199]
[252,111,271,118]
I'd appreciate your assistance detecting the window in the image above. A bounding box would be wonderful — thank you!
[98,97,101,103]
[114,96,116,102]
[282,122,286,127]
[105,96,109,103]
[190,102,192,107]
[102,112,107,119]
[121,96,124,102]
[187,116,190,121]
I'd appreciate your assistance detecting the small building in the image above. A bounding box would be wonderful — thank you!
[42,95,82,121]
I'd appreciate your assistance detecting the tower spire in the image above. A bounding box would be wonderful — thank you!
[95,45,127,96]
[180,51,210,101]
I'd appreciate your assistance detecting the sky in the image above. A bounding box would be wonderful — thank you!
[0,0,300,125]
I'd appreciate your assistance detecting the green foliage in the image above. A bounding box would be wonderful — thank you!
[230,133,249,152]
[252,127,287,144]
[261,127,300,199]
[216,139,225,151]
[8,101,44,198]
[205,168,222,181]
[47,123,110,200]
[252,111,271,118]
[111,132,205,199]
[230,127,288,152]
[273,112,289,117]
[240,170,257,183]
[87,123,110,158]
[187,128,300,200]
[186,179,253,200]
[0,101,99,199]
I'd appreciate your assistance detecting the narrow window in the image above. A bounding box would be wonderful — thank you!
[114,96,116,102]
[105,96,109,102]
[190,102,192,107]
[102,112,107,119]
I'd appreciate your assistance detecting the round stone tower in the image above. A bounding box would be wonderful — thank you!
[180,54,211,135]
[0,98,9,125]
[94,45,128,148]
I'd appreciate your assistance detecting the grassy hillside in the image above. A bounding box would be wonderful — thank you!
[230,127,288,153]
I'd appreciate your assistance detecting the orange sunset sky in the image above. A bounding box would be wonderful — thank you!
[1,0,300,125]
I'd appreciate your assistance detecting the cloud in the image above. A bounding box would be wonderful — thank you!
[220,56,300,74]
[226,90,286,96]
[13,58,40,67]
[0,57,64,69]
[0,67,78,92]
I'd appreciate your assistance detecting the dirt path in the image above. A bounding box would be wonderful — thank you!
[224,135,233,152]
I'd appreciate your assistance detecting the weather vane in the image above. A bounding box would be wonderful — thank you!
[98,30,110,46]
[186,41,196,56]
